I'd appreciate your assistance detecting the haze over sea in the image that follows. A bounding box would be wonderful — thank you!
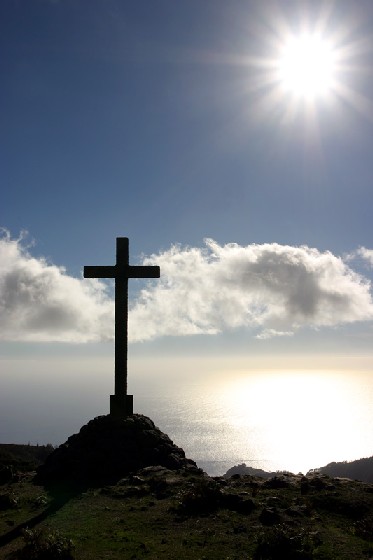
[2,357,372,478]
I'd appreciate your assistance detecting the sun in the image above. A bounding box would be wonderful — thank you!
[276,34,337,99]
[221,4,370,129]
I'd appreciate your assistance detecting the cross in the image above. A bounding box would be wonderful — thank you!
[84,237,160,418]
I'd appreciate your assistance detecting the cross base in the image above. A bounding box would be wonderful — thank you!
[110,394,133,418]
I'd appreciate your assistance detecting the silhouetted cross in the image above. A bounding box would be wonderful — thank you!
[84,237,160,418]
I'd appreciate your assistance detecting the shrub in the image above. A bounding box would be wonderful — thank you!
[354,515,373,541]
[0,491,19,510]
[176,479,221,515]
[254,524,318,560]
[29,495,49,509]
[18,528,75,560]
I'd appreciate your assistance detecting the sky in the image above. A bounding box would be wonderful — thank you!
[1,0,373,447]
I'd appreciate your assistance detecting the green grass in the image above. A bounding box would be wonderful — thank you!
[1,471,373,559]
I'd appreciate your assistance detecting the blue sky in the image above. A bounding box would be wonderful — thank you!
[1,0,373,444]
[3,0,373,263]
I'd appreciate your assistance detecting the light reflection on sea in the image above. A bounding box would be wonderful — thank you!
[134,370,373,476]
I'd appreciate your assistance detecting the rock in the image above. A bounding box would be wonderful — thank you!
[220,491,255,514]
[259,507,281,525]
[309,475,332,490]
[265,496,281,507]
[0,492,19,510]
[36,414,197,485]
[285,505,308,517]
[0,466,14,484]
[300,478,310,495]
[263,476,291,489]
[224,463,276,479]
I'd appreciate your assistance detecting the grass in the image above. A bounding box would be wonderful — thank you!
[1,470,373,559]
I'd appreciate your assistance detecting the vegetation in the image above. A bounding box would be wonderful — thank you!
[224,463,277,479]
[1,467,373,559]
[0,445,54,481]
[18,528,75,560]
[313,457,373,483]
[225,456,373,484]
[1,444,373,558]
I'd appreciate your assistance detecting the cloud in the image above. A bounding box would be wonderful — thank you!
[356,247,373,268]
[130,239,373,341]
[1,232,373,343]
[255,329,294,340]
[0,231,113,342]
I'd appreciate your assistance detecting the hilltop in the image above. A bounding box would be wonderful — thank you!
[0,417,373,559]
[1,466,373,558]
[225,456,373,484]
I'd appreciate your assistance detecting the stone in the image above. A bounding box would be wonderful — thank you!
[264,476,291,489]
[285,505,308,517]
[220,491,255,514]
[259,506,281,525]
[0,466,14,484]
[36,414,197,486]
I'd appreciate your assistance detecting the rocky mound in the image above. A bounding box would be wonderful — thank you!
[36,414,198,485]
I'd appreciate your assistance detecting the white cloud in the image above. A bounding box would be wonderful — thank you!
[356,247,373,268]
[255,329,294,340]
[130,239,373,341]
[0,231,113,342]
[1,232,373,343]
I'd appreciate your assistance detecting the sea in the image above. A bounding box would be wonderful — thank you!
[132,370,373,477]
[1,362,372,477]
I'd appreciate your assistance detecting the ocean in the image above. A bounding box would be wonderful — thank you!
[1,361,372,477]
[133,370,373,476]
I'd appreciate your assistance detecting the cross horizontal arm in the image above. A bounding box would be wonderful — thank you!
[84,266,116,279]
[84,265,160,279]
[128,266,160,279]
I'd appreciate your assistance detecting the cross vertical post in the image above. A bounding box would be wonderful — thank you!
[115,238,129,400]
[84,237,160,418]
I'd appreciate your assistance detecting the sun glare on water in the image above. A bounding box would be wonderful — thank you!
[220,370,373,474]
[276,34,337,99]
